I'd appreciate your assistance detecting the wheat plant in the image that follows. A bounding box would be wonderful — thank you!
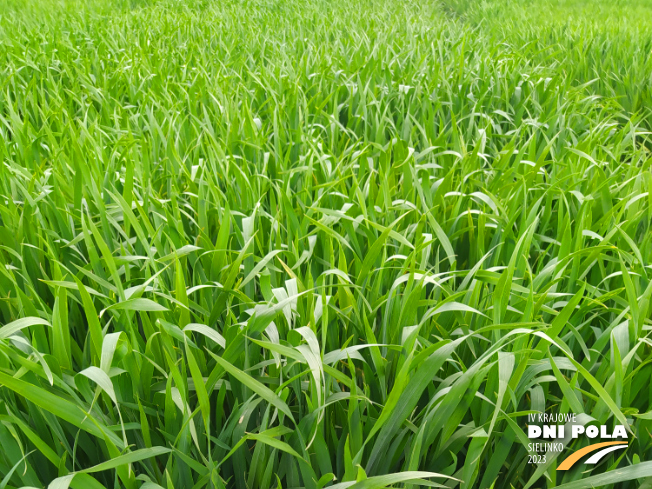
[0,0,651,487]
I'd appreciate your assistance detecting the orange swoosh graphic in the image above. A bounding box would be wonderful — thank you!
[557,441,628,470]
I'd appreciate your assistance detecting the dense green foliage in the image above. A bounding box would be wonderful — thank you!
[445,0,652,117]
[0,0,651,487]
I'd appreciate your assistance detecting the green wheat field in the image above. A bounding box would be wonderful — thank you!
[1,0,651,487]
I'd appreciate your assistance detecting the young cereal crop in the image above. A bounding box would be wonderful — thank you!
[0,0,651,488]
